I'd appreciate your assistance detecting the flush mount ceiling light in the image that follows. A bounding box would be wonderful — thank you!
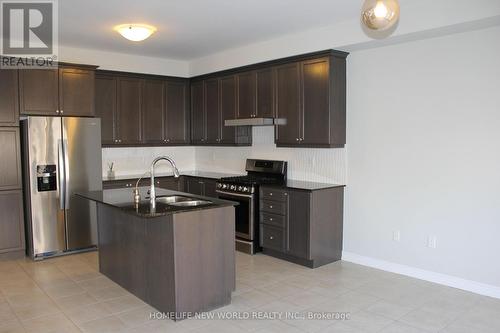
[115,24,157,41]
[361,0,400,31]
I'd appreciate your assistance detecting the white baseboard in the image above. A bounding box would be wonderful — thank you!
[342,251,500,299]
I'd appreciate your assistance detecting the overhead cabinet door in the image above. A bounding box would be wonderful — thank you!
[142,79,165,144]
[117,77,143,144]
[190,81,205,143]
[0,69,19,126]
[275,62,301,145]
[20,69,59,115]
[219,76,237,144]
[95,75,117,145]
[59,67,95,116]
[300,58,330,145]
[165,80,189,144]
[205,79,219,144]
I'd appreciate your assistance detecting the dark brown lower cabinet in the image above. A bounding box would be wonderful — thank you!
[259,186,344,268]
[0,127,22,190]
[183,177,217,198]
[0,190,25,257]
[103,177,180,191]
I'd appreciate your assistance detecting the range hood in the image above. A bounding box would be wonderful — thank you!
[224,118,286,126]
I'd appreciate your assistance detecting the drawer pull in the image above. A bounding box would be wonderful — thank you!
[270,193,273,196]
[269,218,273,221]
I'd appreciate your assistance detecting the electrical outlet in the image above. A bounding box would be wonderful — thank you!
[427,235,437,249]
[392,231,400,242]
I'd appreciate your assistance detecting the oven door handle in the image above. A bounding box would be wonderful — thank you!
[216,190,254,198]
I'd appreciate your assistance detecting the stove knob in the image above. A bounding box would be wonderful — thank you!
[217,183,222,188]
[230,185,236,190]
[222,184,227,189]
[238,186,243,191]
[243,186,249,192]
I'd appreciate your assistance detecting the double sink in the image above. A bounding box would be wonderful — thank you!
[154,195,212,207]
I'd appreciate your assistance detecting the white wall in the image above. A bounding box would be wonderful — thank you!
[345,26,500,288]
[102,147,195,177]
[195,127,346,184]
[59,45,190,77]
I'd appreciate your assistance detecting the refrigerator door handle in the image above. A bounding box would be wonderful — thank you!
[63,139,70,209]
[57,139,65,210]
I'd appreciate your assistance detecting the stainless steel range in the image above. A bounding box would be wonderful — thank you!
[216,159,287,254]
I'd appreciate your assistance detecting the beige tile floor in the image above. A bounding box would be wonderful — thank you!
[1,251,499,333]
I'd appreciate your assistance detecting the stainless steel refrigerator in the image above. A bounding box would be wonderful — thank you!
[21,116,102,259]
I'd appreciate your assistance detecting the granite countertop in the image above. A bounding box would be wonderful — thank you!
[77,187,238,218]
[102,170,243,182]
[264,179,345,191]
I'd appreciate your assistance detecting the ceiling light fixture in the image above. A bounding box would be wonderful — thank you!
[115,24,157,42]
[361,0,400,31]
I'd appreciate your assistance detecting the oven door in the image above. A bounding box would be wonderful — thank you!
[216,190,254,241]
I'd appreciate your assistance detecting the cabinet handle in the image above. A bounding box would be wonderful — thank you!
[60,110,64,114]
[269,205,273,209]
[56,110,59,114]
[269,193,273,196]
[296,138,299,141]
[269,236,274,240]
[269,218,273,221]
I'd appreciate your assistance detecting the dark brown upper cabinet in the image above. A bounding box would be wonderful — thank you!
[275,54,346,148]
[117,77,143,145]
[95,74,117,145]
[165,80,189,145]
[19,68,59,116]
[219,75,237,144]
[236,72,256,119]
[142,79,165,145]
[255,68,275,118]
[191,77,251,146]
[205,78,220,144]
[0,127,22,191]
[274,62,301,146]
[142,78,190,145]
[59,67,95,117]
[20,64,97,117]
[191,81,205,144]
[0,69,19,126]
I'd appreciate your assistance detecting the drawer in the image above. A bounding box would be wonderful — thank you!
[103,180,137,189]
[260,200,287,215]
[260,212,285,228]
[261,187,288,202]
[260,225,284,252]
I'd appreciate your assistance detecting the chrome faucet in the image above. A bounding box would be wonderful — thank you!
[150,156,180,208]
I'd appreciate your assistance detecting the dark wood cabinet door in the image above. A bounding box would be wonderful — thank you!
[256,68,274,118]
[190,81,205,144]
[165,80,189,144]
[142,79,165,144]
[0,69,19,126]
[117,77,143,144]
[301,58,330,145]
[0,127,22,190]
[287,190,310,259]
[237,72,255,119]
[205,79,219,144]
[95,75,117,145]
[203,179,217,198]
[185,178,204,195]
[275,63,301,145]
[155,177,180,191]
[59,67,95,117]
[19,69,59,116]
[219,76,236,144]
[0,190,25,254]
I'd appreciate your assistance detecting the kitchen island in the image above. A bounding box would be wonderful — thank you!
[77,187,237,320]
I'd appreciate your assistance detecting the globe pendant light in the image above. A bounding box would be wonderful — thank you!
[115,24,157,42]
[361,0,400,31]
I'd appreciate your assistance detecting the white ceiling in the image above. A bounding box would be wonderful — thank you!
[59,0,361,60]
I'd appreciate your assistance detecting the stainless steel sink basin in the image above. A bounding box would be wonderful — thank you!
[154,195,193,204]
[168,200,212,207]
[154,195,212,207]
